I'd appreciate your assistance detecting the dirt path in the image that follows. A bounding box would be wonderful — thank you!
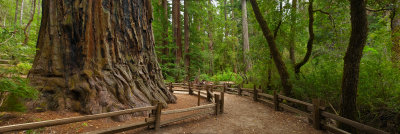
[137,93,325,134]
[0,92,325,134]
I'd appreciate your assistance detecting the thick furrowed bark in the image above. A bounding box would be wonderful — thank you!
[29,0,176,119]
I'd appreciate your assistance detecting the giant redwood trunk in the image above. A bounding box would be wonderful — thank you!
[339,0,368,132]
[28,0,176,117]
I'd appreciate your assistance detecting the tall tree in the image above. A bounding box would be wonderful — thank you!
[391,0,400,67]
[289,0,297,65]
[20,0,24,26]
[242,0,250,74]
[294,0,314,75]
[208,0,214,75]
[184,0,190,82]
[249,0,293,96]
[14,0,19,30]
[172,0,182,65]
[28,0,176,119]
[161,0,169,62]
[23,0,37,45]
[339,0,368,132]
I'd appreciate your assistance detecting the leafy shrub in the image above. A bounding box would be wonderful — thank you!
[14,62,32,75]
[0,77,38,112]
[211,71,243,84]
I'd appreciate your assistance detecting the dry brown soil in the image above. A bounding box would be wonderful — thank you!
[0,91,325,134]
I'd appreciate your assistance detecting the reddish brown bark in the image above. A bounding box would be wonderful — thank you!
[184,0,190,82]
[29,0,176,119]
[172,0,182,64]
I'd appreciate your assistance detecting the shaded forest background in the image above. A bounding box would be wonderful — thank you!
[0,0,399,132]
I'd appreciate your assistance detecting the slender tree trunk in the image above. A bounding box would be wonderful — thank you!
[172,0,182,65]
[37,0,40,22]
[232,0,237,73]
[289,0,297,65]
[224,0,228,38]
[208,0,214,75]
[242,0,250,74]
[20,0,24,26]
[294,0,314,75]
[23,0,37,45]
[184,0,190,82]
[339,0,368,132]
[14,0,19,30]
[249,0,293,96]
[29,0,176,119]
[391,0,400,68]
[161,0,169,63]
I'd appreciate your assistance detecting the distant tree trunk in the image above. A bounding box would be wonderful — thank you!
[289,0,297,65]
[14,0,19,30]
[29,0,176,119]
[37,0,41,22]
[339,0,368,132]
[172,0,182,65]
[294,0,314,75]
[184,0,190,82]
[249,0,293,96]
[224,0,228,38]
[391,0,400,68]
[242,0,250,74]
[208,0,214,75]
[20,0,24,26]
[23,0,37,45]
[232,0,237,73]
[161,0,169,63]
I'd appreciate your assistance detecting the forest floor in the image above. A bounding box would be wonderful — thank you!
[0,89,324,134]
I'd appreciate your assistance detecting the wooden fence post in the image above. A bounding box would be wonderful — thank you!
[206,86,212,102]
[197,91,201,106]
[259,85,263,93]
[312,99,321,130]
[253,85,258,102]
[273,90,279,111]
[154,102,162,131]
[238,84,242,96]
[189,82,193,95]
[214,94,220,115]
[223,83,227,92]
[220,92,224,114]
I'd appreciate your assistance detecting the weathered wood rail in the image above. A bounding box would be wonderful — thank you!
[0,90,225,134]
[171,82,388,134]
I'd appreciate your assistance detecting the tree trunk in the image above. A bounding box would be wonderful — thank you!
[224,0,228,38]
[391,0,400,68]
[23,0,37,45]
[172,0,182,65]
[249,0,293,96]
[339,0,368,132]
[28,0,176,119]
[161,0,169,63]
[184,0,190,82]
[37,0,40,22]
[14,0,19,30]
[289,0,297,65]
[242,0,250,74]
[20,0,24,26]
[208,0,214,75]
[294,0,314,75]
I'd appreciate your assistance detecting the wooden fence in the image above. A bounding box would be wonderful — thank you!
[0,91,225,134]
[171,82,388,134]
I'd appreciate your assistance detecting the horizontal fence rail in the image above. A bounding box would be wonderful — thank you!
[171,82,388,134]
[0,106,156,133]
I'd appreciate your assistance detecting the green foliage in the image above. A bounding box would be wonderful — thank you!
[211,71,243,84]
[0,77,38,112]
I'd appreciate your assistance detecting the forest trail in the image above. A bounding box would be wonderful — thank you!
[137,91,325,134]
